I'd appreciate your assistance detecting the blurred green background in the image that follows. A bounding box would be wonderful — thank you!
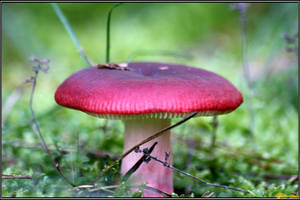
[2,2,298,197]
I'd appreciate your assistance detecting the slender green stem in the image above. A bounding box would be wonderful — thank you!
[29,62,75,187]
[106,3,123,63]
[50,3,93,66]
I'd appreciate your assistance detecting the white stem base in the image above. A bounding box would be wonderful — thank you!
[121,119,173,197]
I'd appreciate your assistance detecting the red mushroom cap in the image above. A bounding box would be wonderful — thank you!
[55,62,243,119]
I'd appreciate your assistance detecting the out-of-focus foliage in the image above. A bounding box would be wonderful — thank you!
[2,2,298,197]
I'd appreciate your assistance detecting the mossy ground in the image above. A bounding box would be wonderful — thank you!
[2,3,298,197]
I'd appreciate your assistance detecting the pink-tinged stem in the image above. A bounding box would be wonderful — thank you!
[121,119,173,197]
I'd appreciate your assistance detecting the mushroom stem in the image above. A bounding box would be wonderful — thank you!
[122,118,173,197]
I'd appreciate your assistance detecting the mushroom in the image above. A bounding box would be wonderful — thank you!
[54,62,243,197]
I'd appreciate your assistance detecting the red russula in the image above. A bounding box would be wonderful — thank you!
[55,62,243,197]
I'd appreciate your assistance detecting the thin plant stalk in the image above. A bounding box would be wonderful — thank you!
[2,174,32,179]
[106,3,123,63]
[50,3,93,66]
[28,58,76,187]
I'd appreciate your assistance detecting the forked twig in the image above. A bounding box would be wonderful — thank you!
[90,112,198,184]
[134,145,251,194]
[118,112,198,163]
[121,142,158,182]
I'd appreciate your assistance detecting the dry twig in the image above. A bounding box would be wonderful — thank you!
[122,142,158,182]
[201,191,215,197]
[90,112,198,184]
[85,184,172,197]
[133,144,251,194]
[2,174,32,179]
